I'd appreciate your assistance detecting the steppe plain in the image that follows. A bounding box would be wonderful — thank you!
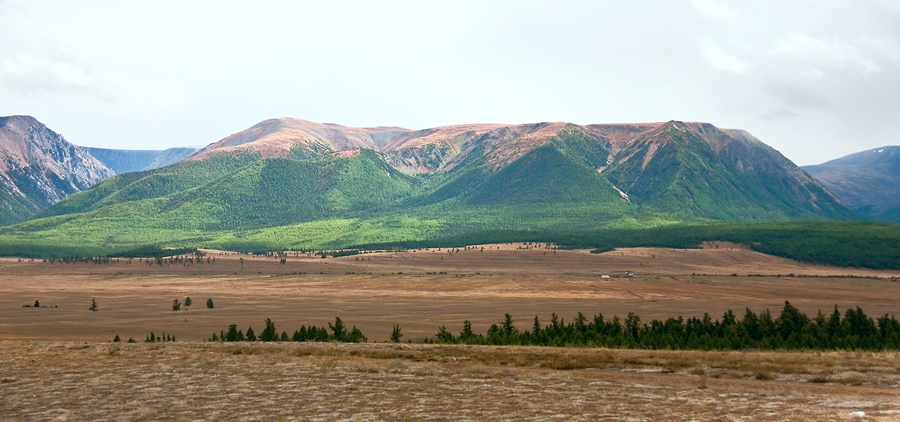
[2,243,899,420]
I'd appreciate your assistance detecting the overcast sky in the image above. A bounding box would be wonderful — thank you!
[1,1,898,165]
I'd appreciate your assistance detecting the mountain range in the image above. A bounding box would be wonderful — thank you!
[0,115,865,253]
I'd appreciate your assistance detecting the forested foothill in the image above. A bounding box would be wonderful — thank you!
[3,221,900,270]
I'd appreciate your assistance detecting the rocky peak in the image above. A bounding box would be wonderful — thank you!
[0,115,113,225]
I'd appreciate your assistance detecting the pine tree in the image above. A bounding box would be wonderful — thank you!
[259,318,277,342]
[436,325,454,343]
[348,326,366,343]
[206,298,214,309]
[391,324,403,343]
[246,326,256,341]
[501,313,518,337]
[574,312,587,333]
[89,298,98,311]
[329,317,347,341]
[460,320,474,340]
[172,299,181,311]
[34,300,40,308]
[184,297,192,309]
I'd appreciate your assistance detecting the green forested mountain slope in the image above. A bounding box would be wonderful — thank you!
[601,122,853,220]
[37,152,262,218]
[0,118,863,255]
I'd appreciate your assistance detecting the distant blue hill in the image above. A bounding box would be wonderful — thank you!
[82,146,199,174]
[804,146,900,221]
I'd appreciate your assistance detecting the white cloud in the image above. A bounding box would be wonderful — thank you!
[760,107,800,121]
[873,0,900,15]
[691,0,735,19]
[700,39,750,73]
[860,36,900,63]
[771,33,882,74]
[0,53,94,94]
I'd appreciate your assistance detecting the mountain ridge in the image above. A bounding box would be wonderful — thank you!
[804,146,900,220]
[0,115,113,225]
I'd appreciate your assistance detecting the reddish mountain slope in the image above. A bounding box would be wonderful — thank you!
[0,115,112,225]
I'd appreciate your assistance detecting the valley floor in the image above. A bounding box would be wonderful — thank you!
[0,243,898,342]
[2,244,899,420]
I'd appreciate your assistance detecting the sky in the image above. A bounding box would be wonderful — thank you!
[1,1,898,166]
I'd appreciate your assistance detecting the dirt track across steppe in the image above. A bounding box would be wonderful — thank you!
[2,243,900,421]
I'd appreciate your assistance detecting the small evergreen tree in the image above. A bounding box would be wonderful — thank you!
[329,317,347,341]
[89,298,98,311]
[225,324,239,341]
[113,335,120,342]
[172,299,181,311]
[460,320,474,340]
[436,325,454,343]
[259,318,277,342]
[34,300,40,308]
[184,297,192,309]
[246,326,256,341]
[206,298,214,309]
[390,324,403,343]
[501,313,518,337]
[348,326,366,343]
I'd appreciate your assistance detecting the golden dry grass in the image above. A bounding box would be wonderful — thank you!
[1,341,899,421]
[1,244,899,342]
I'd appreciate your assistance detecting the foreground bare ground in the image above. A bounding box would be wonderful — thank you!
[1,341,898,421]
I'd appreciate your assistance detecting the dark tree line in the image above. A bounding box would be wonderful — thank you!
[429,302,900,351]
[209,317,367,343]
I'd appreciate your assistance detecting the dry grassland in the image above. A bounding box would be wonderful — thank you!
[2,244,900,420]
[2,341,899,421]
[1,243,898,342]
